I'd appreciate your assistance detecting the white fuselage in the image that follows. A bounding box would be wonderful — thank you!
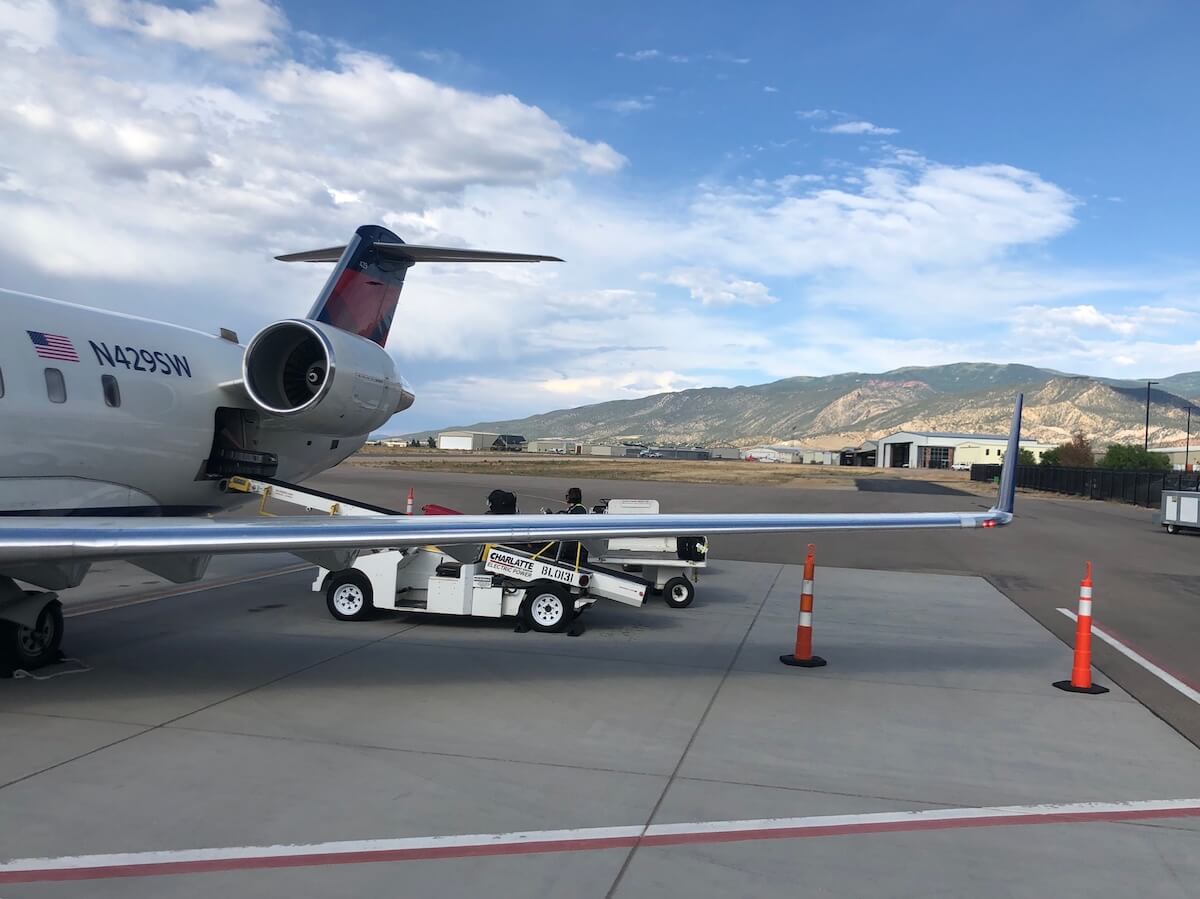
[0,288,366,516]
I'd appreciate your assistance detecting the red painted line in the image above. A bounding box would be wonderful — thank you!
[0,836,641,884]
[639,805,1200,848]
[5,805,1200,884]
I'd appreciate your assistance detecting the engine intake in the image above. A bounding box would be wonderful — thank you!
[243,319,412,436]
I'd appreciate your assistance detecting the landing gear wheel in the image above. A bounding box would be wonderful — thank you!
[663,577,696,609]
[1167,524,1179,534]
[325,571,375,621]
[522,585,573,633]
[0,599,64,674]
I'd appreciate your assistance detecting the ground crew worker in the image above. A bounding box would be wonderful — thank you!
[558,487,588,564]
[564,487,588,514]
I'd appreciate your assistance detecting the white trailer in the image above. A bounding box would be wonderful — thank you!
[1161,490,1200,534]
[591,499,708,608]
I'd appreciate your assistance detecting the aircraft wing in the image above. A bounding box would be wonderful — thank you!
[0,395,1022,568]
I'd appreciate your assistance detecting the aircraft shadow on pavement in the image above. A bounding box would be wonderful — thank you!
[0,613,1053,701]
[855,479,971,496]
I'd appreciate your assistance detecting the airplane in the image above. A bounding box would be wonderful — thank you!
[0,223,1024,674]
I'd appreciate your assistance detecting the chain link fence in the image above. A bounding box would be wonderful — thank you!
[970,464,1200,508]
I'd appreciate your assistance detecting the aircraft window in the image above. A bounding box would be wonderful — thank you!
[102,374,121,407]
[45,368,66,404]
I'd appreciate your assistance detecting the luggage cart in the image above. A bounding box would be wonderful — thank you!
[313,543,648,632]
[1161,490,1200,534]
[591,499,708,608]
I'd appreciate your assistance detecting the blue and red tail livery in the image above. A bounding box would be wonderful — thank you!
[307,225,408,348]
[279,224,562,348]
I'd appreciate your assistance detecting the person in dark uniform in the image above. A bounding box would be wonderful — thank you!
[564,487,587,514]
[558,487,588,564]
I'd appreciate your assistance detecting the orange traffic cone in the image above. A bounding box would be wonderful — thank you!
[1054,562,1108,694]
[780,544,827,668]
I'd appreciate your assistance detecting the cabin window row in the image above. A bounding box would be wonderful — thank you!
[0,367,121,407]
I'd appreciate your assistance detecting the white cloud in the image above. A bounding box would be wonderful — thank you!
[616,49,687,62]
[80,0,285,55]
[763,85,778,93]
[658,268,778,306]
[2,9,1195,429]
[797,108,831,119]
[597,95,654,114]
[0,0,57,49]
[823,120,899,135]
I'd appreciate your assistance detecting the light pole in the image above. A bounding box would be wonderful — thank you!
[1145,381,1159,451]
[1187,404,1193,472]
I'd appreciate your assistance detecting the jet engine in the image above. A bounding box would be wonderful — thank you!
[242,319,413,436]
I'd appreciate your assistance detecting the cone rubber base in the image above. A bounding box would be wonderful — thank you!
[780,654,827,668]
[1053,680,1108,694]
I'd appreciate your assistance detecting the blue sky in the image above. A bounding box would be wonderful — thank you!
[2,0,1199,431]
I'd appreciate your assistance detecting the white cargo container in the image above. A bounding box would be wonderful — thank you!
[1160,490,1200,534]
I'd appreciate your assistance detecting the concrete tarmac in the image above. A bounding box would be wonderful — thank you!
[313,466,1200,748]
[2,558,1200,897]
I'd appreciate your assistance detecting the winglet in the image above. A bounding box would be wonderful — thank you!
[995,393,1023,516]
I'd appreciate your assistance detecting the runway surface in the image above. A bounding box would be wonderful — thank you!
[312,466,1200,748]
[4,559,1199,898]
[7,462,1200,897]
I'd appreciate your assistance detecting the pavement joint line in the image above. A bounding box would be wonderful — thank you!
[0,624,418,794]
[64,565,312,618]
[604,563,785,899]
[160,721,678,781]
[156,722,1042,813]
[4,798,1200,884]
[672,776,986,809]
[1057,608,1200,705]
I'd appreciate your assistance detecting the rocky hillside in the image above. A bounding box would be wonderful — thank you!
[402,363,1200,449]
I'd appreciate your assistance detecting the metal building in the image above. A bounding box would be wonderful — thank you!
[876,430,1043,469]
[437,431,499,451]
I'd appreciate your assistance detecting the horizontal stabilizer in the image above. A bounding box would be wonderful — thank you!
[277,243,562,264]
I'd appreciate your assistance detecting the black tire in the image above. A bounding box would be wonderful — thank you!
[0,599,64,675]
[662,576,696,609]
[521,583,573,633]
[1167,524,1179,535]
[325,570,375,621]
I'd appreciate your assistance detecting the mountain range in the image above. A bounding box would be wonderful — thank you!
[400,363,1200,449]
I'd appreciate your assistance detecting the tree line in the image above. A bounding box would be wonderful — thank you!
[1035,433,1171,471]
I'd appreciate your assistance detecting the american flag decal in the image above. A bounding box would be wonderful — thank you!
[27,330,80,362]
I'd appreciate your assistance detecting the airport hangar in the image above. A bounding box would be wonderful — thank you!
[876,430,1054,469]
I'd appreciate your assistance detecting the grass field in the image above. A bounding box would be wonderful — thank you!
[347,448,996,493]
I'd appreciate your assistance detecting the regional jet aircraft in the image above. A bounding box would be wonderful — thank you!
[0,224,1023,672]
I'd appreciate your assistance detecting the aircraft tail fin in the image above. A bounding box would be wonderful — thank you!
[277,225,562,347]
[995,393,1024,516]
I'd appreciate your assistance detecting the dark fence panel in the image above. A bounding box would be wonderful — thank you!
[970,465,1200,508]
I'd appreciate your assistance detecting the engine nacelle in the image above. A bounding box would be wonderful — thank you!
[242,319,413,436]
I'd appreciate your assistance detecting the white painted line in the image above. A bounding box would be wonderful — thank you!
[1057,608,1200,705]
[3,798,1199,883]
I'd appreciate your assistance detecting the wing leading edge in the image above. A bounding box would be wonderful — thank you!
[0,396,1021,567]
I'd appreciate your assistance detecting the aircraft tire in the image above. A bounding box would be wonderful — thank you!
[326,571,375,621]
[662,577,696,609]
[0,598,64,676]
